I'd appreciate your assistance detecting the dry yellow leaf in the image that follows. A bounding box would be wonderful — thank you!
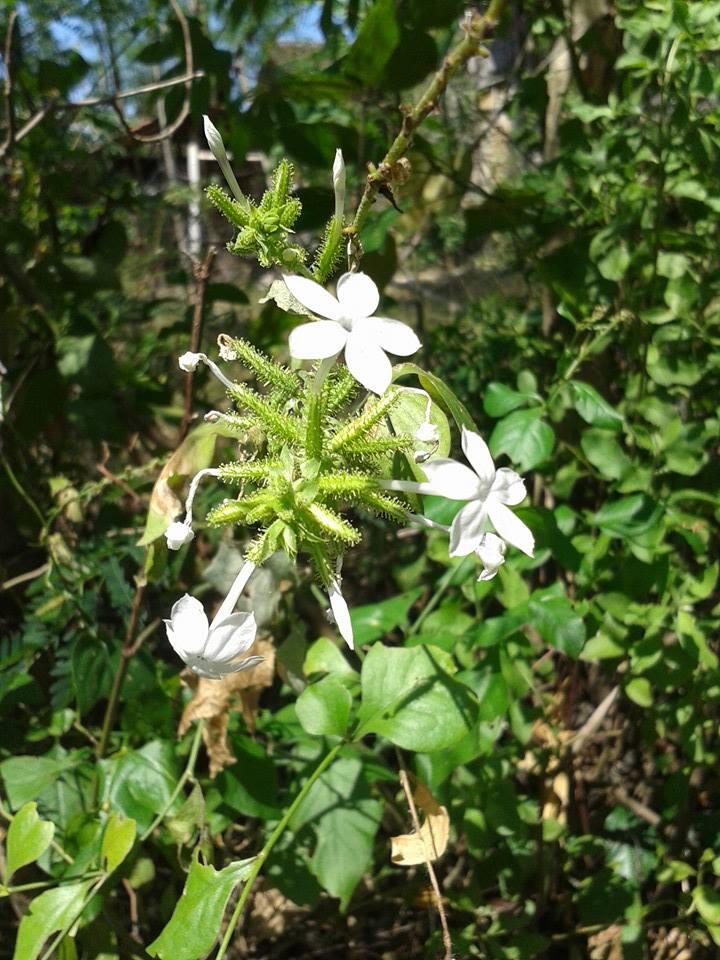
[390,780,449,866]
[179,638,275,777]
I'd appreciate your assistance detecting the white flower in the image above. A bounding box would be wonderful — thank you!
[165,520,195,551]
[383,426,534,559]
[179,351,202,372]
[283,272,421,395]
[327,577,354,650]
[164,560,261,679]
[476,533,506,581]
[164,595,262,679]
[177,351,235,390]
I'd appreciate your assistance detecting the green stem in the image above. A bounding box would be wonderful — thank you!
[38,875,106,960]
[350,0,506,239]
[215,741,344,959]
[407,556,474,637]
[0,451,46,530]
[141,720,205,842]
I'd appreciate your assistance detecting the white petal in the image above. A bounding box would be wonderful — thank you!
[344,330,392,395]
[282,275,342,321]
[461,427,495,489]
[165,521,195,551]
[336,272,379,318]
[204,612,257,661]
[492,468,527,506]
[178,351,202,372]
[329,580,354,650]
[449,500,487,557]
[167,595,209,657]
[289,320,347,360]
[476,533,506,581]
[422,459,483,500]
[487,499,535,557]
[187,654,264,679]
[355,317,421,357]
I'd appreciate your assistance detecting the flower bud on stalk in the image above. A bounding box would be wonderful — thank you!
[333,148,346,223]
[203,115,249,209]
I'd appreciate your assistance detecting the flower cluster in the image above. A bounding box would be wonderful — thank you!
[161,128,535,678]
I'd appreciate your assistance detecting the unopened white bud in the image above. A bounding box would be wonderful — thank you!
[415,421,439,444]
[165,521,195,551]
[179,351,203,372]
[203,114,248,208]
[333,148,346,222]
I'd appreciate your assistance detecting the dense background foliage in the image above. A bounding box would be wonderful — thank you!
[1,1,719,957]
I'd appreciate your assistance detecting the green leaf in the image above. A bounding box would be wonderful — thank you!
[593,495,663,541]
[71,635,113,715]
[101,740,178,832]
[138,422,227,547]
[304,637,357,679]
[101,814,136,873]
[393,363,478,432]
[568,380,623,431]
[656,252,689,278]
[344,0,399,85]
[356,644,477,752]
[166,784,205,846]
[147,855,255,960]
[625,677,653,708]
[291,755,383,909]
[296,676,352,737]
[528,595,586,658]
[13,881,93,960]
[590,229,631,281]
[489,409,555,471]
[350,590,421,646]
[694,886,720,926]
[0,756,73,810]
[6,803,55,880]
[483,382,531,418]
[387,386,451,458]
[581,429,633,480]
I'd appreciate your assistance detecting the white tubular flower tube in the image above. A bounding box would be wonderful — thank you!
[203,115,249,208]
[181,467,221,529]
[210,560,256,629]
[333,148,346,223]
[178,352,236,391]
[328,578,354,650]
[164,560,261,679]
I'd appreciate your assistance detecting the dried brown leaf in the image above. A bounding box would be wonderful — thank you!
[179,638,275,777]
[391,780,449,866]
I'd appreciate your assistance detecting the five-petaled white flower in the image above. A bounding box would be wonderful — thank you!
[164,595,262,679]
[384,426,534,560]
[283,272,421,395]
[164,560,262,678]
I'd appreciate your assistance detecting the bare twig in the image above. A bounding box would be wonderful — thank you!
[569,686,619,754]
[1,562,50,591]
[398,766,452,960]
[179,246,217,441]
[111,0,195,144]
[0,9,18,155]
[348,0,507,250]
[96,577,147,760]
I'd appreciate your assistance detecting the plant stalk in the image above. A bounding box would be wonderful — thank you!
[215,741,344,959]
